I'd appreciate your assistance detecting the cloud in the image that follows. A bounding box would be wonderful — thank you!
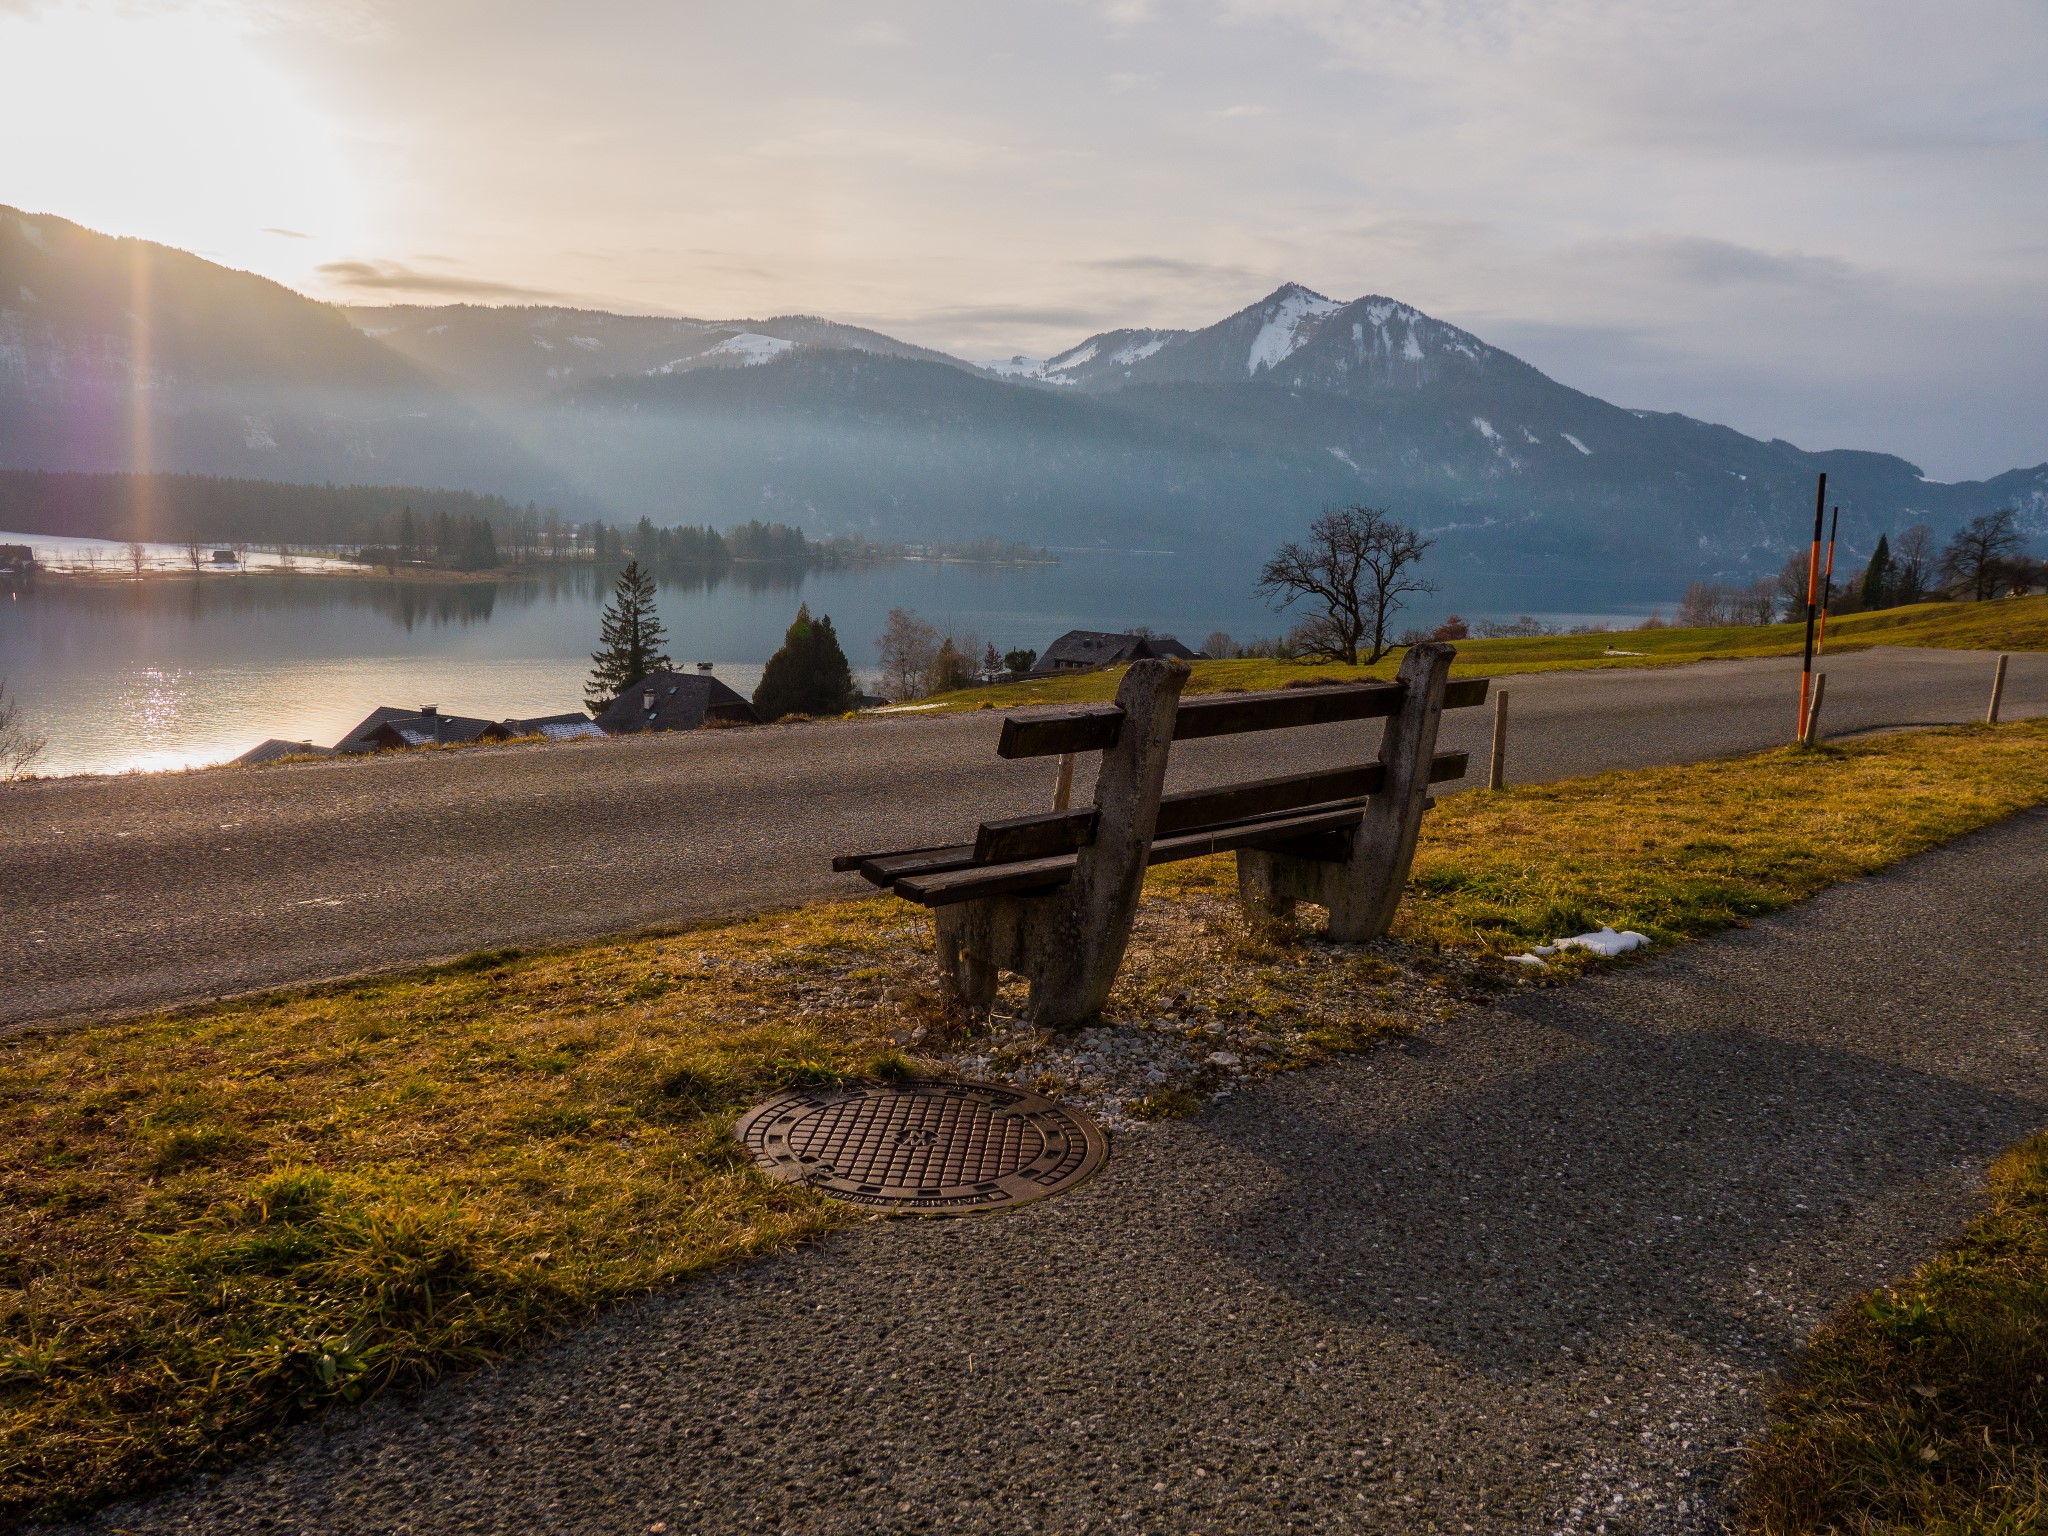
[316,259,568,300]
[913,302,1114,328]
[1083,254,1270,284]
[1107,70,1157,90]
[1216,104,1269,118]
[261,226,311,239]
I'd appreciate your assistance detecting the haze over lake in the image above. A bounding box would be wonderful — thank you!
[0,540,1655,778]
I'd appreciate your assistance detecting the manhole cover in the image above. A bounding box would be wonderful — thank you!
[733,1078,1106,1214]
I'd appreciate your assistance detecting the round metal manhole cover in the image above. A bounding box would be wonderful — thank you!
[733,1079,1106,1214]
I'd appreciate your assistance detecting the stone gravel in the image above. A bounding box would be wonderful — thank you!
[53,808,2048,1536]
[5,645,2041,1032]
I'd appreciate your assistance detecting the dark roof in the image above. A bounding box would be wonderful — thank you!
[592,671,762,734]
[1034,630,1202,671]
[234,738,335,766]
[504,712,605,741]
[335,705,513,753]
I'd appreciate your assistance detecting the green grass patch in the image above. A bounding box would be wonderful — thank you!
[1742,1132,2048,1534]
[4,721,2048,1524]
[909,594,2048,713]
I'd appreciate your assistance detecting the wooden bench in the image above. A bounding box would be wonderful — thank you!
[835,641,1489,1027]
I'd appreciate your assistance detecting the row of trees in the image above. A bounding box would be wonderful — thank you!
[1674,508,2038,629]
[587,561,862,720]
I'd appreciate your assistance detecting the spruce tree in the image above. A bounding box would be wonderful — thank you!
[752,603,857,721]
[1861,533,1892,610]
[586,559,672,711]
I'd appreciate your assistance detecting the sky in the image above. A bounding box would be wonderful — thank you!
[2,0,2044,481]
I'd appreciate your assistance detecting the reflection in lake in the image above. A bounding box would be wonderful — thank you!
[0,550,1657,778]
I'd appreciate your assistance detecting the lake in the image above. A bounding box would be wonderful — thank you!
[0,536,1659,777]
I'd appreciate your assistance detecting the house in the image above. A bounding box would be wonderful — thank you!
[334,704,516,753]
[592,671,762,734]
[1031,630,1204,673]
[503,711,605,742]
[233,739,335,766]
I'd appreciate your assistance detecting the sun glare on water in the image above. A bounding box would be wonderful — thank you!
[0,0,362,280]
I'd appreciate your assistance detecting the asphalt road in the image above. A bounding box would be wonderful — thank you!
[4,645,2041,1031]
[57,806,2048,1535]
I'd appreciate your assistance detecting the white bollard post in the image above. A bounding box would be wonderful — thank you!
[1988,653,2009,725]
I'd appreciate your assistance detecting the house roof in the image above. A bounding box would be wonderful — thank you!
[1034,630,1202,670]
[233,738,335,766]
[592,671,762,734]
[505,712,605,741]
[335,705,511,752]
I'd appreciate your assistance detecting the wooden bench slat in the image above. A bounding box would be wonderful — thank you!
[972,806,1101,864]
[841,843,978,888]
[997,676,1490,758]
[895,802,1375,908]
[966,750,1468,864]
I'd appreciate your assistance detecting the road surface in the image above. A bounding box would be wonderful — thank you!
[3,644,2040,1031]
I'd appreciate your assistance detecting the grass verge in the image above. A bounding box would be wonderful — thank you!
[4,721,2047,1524]
[907,594,2048,713]
[1741,1132,2048,1534]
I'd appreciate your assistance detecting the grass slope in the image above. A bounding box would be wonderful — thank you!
[4,722,2048,1524]
[1743,1133,2048,1534]
[911,595,2048,713]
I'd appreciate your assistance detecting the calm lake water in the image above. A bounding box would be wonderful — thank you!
[0,536,1656,777]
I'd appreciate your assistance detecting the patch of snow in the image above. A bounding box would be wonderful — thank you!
[568,335,602,350]
[17,286,38,305]
[1402,329,1424,362]
[1327,446,1361,472]
[425,324,448,336]
[1364,301,1398,326]
[705,332,797,365]
[1247,288,1340,375]
[1553,926,1650,957]
[1602,646,1645,656]
[1472,416,1498,441]
[532,336,555,351]
[1562,432,1592,455]
[15,216,47,250]
[1110,336,1167,367]
[1046,341,1100,373]
[981,355,1047,377]
[1520,426,1540,444]
[358,325,399,337]
[242,417,277,451]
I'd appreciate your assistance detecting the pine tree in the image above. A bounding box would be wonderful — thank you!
[1861,533,1891,610]
[752,603,857,721]
[586,559,672,711]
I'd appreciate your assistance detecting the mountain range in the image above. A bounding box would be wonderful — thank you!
[4,205,2042,592]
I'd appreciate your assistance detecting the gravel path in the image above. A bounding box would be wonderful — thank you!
[58,808,2048,1536]
[5,645,2041,1031]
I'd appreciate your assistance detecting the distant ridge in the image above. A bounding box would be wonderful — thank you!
[3,206,2042,586]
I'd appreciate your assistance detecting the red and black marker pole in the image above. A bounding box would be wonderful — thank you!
[1815,505,1840,657]
[1798,473,1826,738]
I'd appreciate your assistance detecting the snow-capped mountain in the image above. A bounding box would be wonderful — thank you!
[353,304,975,402]
[4,207,2041,581]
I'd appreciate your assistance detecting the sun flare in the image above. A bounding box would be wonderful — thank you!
[0,0,362,281]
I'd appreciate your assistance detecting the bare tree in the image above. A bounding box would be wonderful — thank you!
[1940,509,2026,600]
[1256,505,1434,665]
[1893,524,1935,605]
[184,537,205,573]
[877,608,939,700]
[1201,630,1236,660]
[0,680,47,780]
[127,540,146,577]
[1739,578,1780,625]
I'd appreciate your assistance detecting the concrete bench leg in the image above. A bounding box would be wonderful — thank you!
[1237,641,1455,943]
[932,658,1188,1028]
